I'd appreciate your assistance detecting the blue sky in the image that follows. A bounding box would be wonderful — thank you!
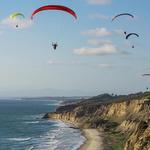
[0,0,149,97]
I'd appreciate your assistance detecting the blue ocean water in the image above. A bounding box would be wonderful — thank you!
[0,98,85,150]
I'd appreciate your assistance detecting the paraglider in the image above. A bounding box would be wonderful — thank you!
[125,33,139,48]
[31,5,77,20]
[142,75,150,91]
[112,13,137,48]
[31,5,77,51]
[10,12,25,28]
[52,42,58,50]
[112,13,134,22]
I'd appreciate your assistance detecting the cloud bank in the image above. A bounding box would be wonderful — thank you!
[82,27,112,37]
[1,18,32,29]
[74,43,118,56]
[87,39,113,46]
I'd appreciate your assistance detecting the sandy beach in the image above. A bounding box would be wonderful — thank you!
[78,129,104,150]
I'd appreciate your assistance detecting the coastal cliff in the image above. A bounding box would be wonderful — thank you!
[44,92,150,150]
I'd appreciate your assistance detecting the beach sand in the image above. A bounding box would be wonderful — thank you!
[78,129,104,150]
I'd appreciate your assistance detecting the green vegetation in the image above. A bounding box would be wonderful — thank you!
[106,131,125,150]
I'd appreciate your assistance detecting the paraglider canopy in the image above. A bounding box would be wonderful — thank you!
[126,33,139,39]
[142,74,150,76]
[112,13,134,21]
[31,5,77,20]
[10,12,25,20]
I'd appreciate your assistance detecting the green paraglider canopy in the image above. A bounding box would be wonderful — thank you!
[10,12,25,20]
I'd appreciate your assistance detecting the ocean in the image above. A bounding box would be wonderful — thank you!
[0,98,85,150]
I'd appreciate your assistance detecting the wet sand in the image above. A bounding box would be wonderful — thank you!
[78,129,104,150]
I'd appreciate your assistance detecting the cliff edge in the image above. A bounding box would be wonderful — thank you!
[44,92,150,150]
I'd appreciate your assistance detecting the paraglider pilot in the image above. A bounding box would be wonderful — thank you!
[132,45,134,48]
[52,42,58,50]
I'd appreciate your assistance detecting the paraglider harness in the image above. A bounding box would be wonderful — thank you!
[52,43,58,50]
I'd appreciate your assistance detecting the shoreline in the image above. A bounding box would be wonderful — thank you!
[78,129,104,150]
[45,101,106,150]
[49,118,105,150]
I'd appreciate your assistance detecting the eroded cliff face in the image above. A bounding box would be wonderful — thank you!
[44,93,150,150]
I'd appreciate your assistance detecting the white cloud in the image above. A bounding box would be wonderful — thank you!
[89,13,109,20]
[87,0,111,5]
[1,17,32,29]
[87,39,112,46]
[74,44,118,56]
[48,60,113,68]
[82,27,112,37]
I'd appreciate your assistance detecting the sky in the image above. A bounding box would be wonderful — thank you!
[0,0,149,97]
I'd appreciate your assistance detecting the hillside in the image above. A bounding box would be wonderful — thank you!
[44,92,150,150]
